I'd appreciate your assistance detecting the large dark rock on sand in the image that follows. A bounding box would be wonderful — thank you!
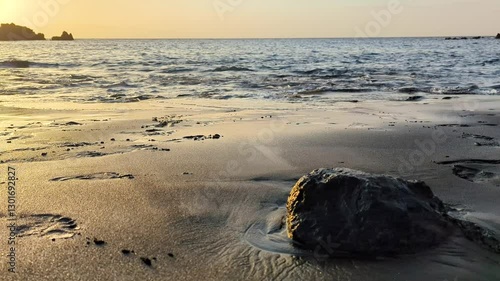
[286,168,452,255]
[52,31,74,41]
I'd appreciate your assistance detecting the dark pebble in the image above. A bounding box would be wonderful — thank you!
[41,152,48,156]
[140,257,152,267]
[93,238,106,246]
[168,253,174,258]
[212,134,221,139]
[121,249,132,255]
[110,138,115,141]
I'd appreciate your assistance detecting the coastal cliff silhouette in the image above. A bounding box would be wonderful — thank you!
[0,23,45,41]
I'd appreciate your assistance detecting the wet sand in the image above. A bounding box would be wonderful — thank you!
[1,95,500,280]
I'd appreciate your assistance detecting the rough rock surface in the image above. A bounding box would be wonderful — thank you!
[286,168,453,255]
[496,33,500,39]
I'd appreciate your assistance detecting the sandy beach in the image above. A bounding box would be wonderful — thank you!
[1,94,499,280]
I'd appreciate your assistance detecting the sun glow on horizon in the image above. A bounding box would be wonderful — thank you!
[1,0,500,38]
[0,1,20,23]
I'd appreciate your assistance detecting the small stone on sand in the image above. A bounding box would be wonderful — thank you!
[140,257,152,267]
[93,238,106,246]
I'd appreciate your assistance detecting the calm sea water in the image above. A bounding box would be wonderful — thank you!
[0,38,499,103]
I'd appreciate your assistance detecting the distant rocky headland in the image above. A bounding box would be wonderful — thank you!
[0,23,45,41]
[446,34,500,40]
[0,23,74,41]
[445,36,483,40]
[52,31,74,41]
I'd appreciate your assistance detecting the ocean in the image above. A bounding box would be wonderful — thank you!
[0,38,499,103]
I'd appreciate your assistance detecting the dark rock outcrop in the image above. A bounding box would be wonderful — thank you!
[496,33,500,39]
[405,95,424,102]
[52,31,74,41]
[286,168,453,256]
[0,23,45,41]
[445,36,483,40]
[445,37,468,40]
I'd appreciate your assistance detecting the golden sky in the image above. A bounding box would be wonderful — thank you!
[1,0,499,38]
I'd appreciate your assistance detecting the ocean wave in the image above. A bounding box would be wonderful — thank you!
[293,68,324,75]
[0,60,31,68]
[329,88,375,93]
[102,81,137,89]
[211,66,254,72]
[292,86,375,95]
[69,74,96,81]
[33,62,61,68]
[297,87,335,95]
[428,85,499,95]
[293,68,350,78]
[0,60,60,68]
[161,67,195,74]
[483,58,499,64]
[87,94,165,103]
[481,89,499,95]
[398,86,424,93]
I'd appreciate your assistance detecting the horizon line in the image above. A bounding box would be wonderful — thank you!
[53,35,497,40]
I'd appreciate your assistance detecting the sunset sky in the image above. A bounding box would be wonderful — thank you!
[0,0,499,38]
